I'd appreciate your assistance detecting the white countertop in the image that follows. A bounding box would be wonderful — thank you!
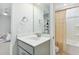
[17,35,50,47]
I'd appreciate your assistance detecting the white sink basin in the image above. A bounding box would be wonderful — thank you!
[30,37,39,40]
[17,35,50,47]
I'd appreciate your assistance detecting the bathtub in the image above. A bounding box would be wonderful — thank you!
[66,39,79,55]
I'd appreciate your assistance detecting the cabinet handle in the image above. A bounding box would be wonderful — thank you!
[53,36,54,39]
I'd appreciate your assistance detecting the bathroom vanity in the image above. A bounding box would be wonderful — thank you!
[12,3,51,55]
[17,35,50,55]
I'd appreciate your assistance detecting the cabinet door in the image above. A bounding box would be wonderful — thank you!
[17,40,33,54]
[34,40,50,55]
[18,46,30,55]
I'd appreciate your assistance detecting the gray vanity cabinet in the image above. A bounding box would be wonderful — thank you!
[17,39,50,55]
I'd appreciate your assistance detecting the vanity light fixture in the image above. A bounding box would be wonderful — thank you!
[63,4,68,6]
[3,12,8,16]
[3,8,8,16]
[20,16,28,24]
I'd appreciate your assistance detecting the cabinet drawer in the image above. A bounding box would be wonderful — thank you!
[17,40,33,54]
[18,46,30,55]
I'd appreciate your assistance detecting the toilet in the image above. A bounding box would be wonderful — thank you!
[55,46,59,53]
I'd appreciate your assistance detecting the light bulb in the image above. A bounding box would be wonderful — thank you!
[64,4,67,6]
[3,12,8,16]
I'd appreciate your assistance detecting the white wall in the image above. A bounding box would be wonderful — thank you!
[0,16,11,33]
[49,4,55,55]
[11,3,33,54]
[0,3,11,33]
[15,4,33,36]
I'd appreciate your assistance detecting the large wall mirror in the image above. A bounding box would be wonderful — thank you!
[16,3,50,36]
[33,3,50,34]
